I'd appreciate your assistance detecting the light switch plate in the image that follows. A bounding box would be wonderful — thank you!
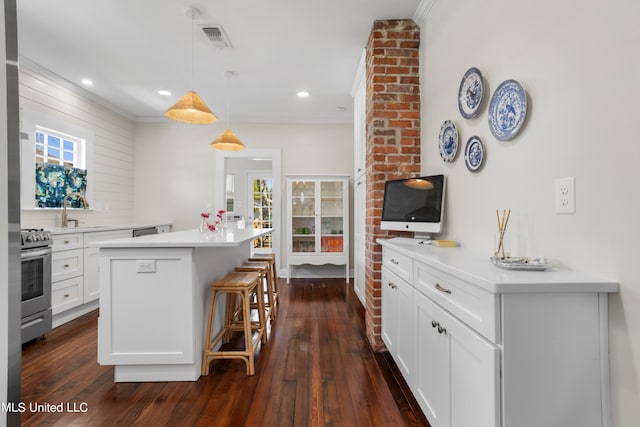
[555,177,575,214]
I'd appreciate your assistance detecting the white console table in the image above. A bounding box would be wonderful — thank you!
[378,237,618,427]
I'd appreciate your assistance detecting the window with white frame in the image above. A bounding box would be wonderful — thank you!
[35,126,85,168]
[20,109,94,210]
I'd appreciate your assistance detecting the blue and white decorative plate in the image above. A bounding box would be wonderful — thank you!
[488,79,527,141]
[438,120,458,163]
[464,136,484,172]
[458,67,485,119]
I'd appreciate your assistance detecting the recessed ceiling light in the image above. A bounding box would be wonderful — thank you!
[297,91,310,98]
[81,79,93,86]
[158,90,172,96]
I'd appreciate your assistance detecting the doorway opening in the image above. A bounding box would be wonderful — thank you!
[247,172,273,254]
[214,149,282,267]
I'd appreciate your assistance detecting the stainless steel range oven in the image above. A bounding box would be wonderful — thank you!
[21,228,53,343]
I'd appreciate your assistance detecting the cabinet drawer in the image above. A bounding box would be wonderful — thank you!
[84,229,132,245]
[52,248,84,282]
[52,276,83,314]
[414,261,499,343]
[383,247,413,283]
[52,233,83,252]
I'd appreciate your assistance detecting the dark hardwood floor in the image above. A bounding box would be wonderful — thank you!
[21,278,429,427]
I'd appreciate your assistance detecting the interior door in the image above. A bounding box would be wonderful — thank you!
[247,171,273,254]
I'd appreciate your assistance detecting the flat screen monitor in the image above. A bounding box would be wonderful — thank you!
[380,174,446,234]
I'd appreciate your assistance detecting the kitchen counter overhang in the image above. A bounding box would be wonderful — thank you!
[93,228,270,248]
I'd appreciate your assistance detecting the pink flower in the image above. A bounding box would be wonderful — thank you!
[218,209,226,215]
[207,224,216,231]
[201,212,210,219]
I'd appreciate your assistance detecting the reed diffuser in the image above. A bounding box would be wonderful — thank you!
[494,209,511,258]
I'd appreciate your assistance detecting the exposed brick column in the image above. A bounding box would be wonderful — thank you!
[364,20,421,351]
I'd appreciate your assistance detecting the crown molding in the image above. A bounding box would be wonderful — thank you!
[413,0,437,25]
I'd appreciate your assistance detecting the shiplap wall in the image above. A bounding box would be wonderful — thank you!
[19,62,136,229]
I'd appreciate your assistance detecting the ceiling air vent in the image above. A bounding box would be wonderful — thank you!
[201,25,232,49]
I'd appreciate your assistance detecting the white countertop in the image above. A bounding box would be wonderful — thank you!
[378,237,619,294]
[94,228,272,248]
[50,223,170,234]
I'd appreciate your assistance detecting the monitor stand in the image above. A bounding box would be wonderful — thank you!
[389,233,432,245]
[414,232,432,241]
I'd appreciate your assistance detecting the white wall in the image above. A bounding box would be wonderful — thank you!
[418,0,640,425]
[133,121,353,270]
[19,62,136,229]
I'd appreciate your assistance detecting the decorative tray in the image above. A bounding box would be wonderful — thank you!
[489,256,549,271]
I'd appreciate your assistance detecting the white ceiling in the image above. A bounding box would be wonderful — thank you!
[17,0,419,124]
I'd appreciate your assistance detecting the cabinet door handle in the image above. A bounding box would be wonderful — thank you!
[64,240,70,244]
[437,325,447,335]
[64,264,70,268]
[435,283,452,294]
[64,294,70,298]
[431,320,439,328]
[388,282,396,289]
[390,259,399,265]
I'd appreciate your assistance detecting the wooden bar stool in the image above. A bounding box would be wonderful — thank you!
[202,271,266,376]
[249,253,279,311]
[235,261,275,321]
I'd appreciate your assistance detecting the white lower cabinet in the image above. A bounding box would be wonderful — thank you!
[381,266,414,378]
[414,290,499,427]
[52,235,84,316]
[414,290,450,426]
[83,229,132,303]
[380,267,398,355]
[51,227,134,326]
[380,238,617,427]
[52,248,83,282]
[52,276,84,315]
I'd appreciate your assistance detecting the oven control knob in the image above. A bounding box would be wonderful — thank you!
[26,235,34,242]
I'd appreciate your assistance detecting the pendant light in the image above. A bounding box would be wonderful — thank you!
[164,8,218,124]
[211,71,245,150]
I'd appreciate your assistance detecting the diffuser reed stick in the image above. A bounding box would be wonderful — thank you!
[495,209,511,258]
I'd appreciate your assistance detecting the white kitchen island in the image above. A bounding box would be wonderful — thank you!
[95,228,272,382]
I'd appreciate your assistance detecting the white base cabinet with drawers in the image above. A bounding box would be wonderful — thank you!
[52,228,133,326]
[379,237,618,427]
[51,233,85,319]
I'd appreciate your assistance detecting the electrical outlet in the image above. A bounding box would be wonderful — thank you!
[555,177,575,214]
[136,259,156,273]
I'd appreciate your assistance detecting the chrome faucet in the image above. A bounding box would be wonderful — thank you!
[61,192,89,228]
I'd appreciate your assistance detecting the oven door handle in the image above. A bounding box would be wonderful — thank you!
[21,248,52,260]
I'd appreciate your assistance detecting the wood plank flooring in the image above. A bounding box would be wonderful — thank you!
[21,278,429,427]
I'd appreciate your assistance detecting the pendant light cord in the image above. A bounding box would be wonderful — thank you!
[190,11,194,90]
